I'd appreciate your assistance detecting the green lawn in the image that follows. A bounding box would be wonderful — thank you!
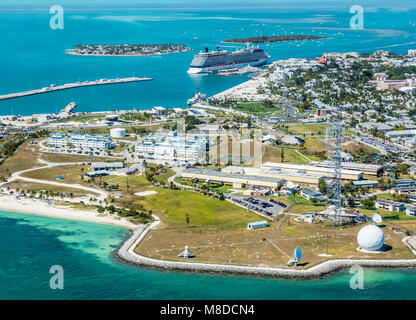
[263,145,309,164]
[285,123,329,135]
[232,102,281,115]
[152,168,175,185]
[134,188,258,227]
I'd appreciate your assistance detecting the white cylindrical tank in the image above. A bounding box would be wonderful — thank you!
[110,128,126,138]
[357,225,385,251]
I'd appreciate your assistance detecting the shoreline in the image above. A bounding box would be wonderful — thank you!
[0,195,136,229]
[65,49,189,57]
[116,222,416,279]
[222,37,330,44]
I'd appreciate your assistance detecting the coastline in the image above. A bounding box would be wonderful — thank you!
[116,222,416,279]
[0,195,136,229]
[65,49,189,57]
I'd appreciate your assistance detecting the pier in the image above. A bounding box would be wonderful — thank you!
[0,77,153,101]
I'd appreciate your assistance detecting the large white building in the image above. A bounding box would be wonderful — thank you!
[47,133,113,149]
[135,131,207,162]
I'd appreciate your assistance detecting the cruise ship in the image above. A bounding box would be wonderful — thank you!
[187,45,270,74]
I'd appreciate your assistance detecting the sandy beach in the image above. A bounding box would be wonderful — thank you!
[0,194,136,229]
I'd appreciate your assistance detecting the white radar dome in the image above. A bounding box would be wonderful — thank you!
[357,225,384,251]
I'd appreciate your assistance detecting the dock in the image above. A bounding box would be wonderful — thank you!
[0,77,153,101]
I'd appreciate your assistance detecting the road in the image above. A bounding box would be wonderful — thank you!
[0,161,108,200]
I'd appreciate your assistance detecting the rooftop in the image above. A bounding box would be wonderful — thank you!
[182,168,284,184]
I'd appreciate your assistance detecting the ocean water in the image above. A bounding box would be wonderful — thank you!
[1,0,416,115]
[0,209,416,300]
[0,208,416,299]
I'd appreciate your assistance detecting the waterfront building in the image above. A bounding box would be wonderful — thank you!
[151,106,168,116]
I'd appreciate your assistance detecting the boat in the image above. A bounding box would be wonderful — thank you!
[187,91,206,105]
[187,44,270,74]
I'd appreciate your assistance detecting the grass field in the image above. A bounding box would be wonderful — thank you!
[285,123,329,135]
[136,215,414,268]
[232,102,282,116]
[133,188,258,228]
[263,145,309,164]
[22,165,87,184]
[273,194,326,214]
[39,151,121,163]
[0,140,44,179]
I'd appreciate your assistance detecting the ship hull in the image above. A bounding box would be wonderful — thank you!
[187,58,268,74]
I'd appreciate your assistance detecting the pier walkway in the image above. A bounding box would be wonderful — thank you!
[0,77,153,101]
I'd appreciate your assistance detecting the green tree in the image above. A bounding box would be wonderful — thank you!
[318,179,327,194]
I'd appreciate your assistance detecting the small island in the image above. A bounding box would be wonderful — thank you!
[66,43,190,56]
[223,35,329,43]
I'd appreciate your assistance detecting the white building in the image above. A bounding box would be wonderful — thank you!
[151,106,168,116]
[135,131,207,162]
[47,133,113,149]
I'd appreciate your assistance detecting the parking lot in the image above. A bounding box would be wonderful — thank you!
[228,195,288,218]
[43,146,108,157]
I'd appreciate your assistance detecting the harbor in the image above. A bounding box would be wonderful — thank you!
[0,77,153,101]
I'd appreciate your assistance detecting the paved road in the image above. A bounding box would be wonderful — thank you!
[0,161,108,200]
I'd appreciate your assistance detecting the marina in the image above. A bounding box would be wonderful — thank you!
[0,77,153,101]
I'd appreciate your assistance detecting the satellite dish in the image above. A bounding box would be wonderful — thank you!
[372,213,382,224]
[294,246,302,261]
[286,181,294,189]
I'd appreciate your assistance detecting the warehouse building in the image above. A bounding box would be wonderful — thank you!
[222,166,324,185]
[180,168,284,190]
[90,162,124,171]
[310,160,383,177]
[261,162,363,181]
[352,180,379,188]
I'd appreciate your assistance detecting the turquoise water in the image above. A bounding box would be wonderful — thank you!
[1,209,416,300]
[1,1,416,115]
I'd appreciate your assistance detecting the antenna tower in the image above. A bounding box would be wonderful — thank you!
[325,121,343,227]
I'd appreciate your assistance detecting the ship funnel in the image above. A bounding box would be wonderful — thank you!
[217,45,220,51]
[205,47,209,53]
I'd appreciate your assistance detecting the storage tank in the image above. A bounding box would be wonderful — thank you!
[110,128,126,138]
